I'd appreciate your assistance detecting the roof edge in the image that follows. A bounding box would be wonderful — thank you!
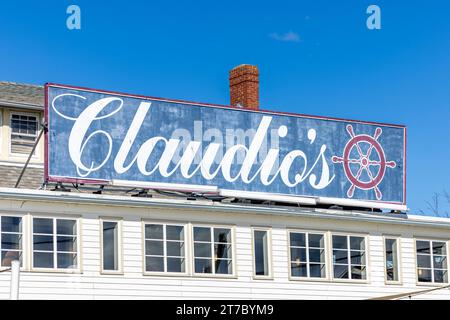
[0,99,44,110]
[0,187,446,229]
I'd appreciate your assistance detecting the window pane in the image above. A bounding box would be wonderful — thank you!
[434,270,448,283]
[103,221,119,271]
[433,255,447,269]
[333,264,349,279]
[167,257,185,273]
[28,120,37,134]
[433,242,446,255]
[291,248,306,263]
[1,251,21,267]
[145,224,163,240]
[195,258,212,273]
[290,233,305,247]
[351,265,366,280]
[11,119,19,132]
[333,250,348,265]
[350,237,365,250]
[1,216,22,233]
[418,268,432,282]
[1,234,21,250]
[10,114,37,139]
[57,236,76,252]
[166,225,184,241]
[214,243,232,259]
[309,234,324,248]
[309,248,325,263]
[291,262,307,277]
[350,250,365,265]
[416,241,430,254]
[215,259,232,274]
[57,253,77,269]
[34,252,54,268]
[309,263,326,278]
[33,235,54,251]
[167,241,185,257]
[386,238,399,282]
[145,240,163,256]
[57,220,76,235]
[386,239,395,254]
[193,227,211,242]
[386,265,396,281]
[416,240,448,284]
[33,218,53,234]
[254,230,269,276]
[194,243,211,258]
[146,256,164,272]
[332,235,347,249]
[214,228,231,243]
[386,252,393,262]
[417,254,431,268]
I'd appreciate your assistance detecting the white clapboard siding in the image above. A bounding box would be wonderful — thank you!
[0,190,449,300]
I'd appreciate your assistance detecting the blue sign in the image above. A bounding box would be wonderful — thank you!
[45,84,406,207]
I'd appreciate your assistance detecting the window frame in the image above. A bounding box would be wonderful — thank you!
[414,238,449,286]
[191,223,236,278]
[383,235,402,285]
[251,227,273,280]
[31,216,81,273]
[100,217,123,275]
[9,111,40,158]
[330,232,369,283]
[287,229,329,282]
[142,221,189,276]
[0,214,24,270]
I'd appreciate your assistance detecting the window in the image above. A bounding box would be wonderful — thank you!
[332,235,367,280]
[144,223,186,273]
[32,218,78,270]
[253,229,271,277]
[289,231,326,279]
[1,216,23,267]
[416,240,448,283]
[193,226,233,275]
[385,237,400,282]
[101,220,121,272]
[10,113,38,155]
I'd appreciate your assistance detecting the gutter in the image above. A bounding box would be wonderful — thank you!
[0,187,449,229]
[0,100,44,111]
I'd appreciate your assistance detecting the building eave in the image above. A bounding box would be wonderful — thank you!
[0,99,44,111]
[0,187,448,229]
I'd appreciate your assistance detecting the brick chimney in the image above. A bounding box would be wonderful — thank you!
[229,64,259,110]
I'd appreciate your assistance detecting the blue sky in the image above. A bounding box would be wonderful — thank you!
[1,1,449,216]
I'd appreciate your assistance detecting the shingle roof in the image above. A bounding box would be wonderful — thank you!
[0,166,44,189]
[0,81,44,108]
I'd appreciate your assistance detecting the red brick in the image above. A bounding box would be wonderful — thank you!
[229,64,259,110]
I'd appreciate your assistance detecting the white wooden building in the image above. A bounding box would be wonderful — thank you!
[0,187,449,300]
[0,75,449,300]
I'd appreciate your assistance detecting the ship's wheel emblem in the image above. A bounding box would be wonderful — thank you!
[332,124,396,200]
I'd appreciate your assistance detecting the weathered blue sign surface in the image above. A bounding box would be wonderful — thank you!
[45,84,406,206]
